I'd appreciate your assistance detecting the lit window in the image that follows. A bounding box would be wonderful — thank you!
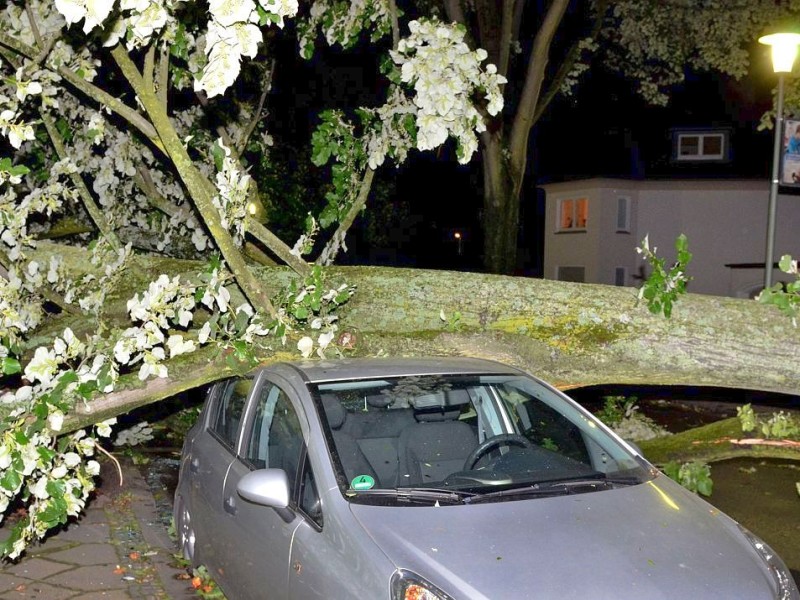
[557,197,588,231]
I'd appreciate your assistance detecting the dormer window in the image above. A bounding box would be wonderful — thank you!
[673,130,729,162]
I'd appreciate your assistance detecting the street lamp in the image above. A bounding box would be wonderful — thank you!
[759,30,800,289]
[453,231,463,256]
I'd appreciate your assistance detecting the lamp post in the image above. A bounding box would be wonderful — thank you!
[454,231,463,256]
[759,31,800,289]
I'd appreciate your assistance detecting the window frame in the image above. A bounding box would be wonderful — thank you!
[207,377,254,454]
[240,380,306,483]
[556,197,588,232]
[555,265,586,283]
[674,131,728,162]
[615,196,631,233]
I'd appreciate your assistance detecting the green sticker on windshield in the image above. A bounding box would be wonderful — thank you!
[350,475,375,490]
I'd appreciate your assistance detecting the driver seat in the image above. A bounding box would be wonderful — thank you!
[396,391,477,486]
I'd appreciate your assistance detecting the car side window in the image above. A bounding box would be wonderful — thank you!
[209,378,252,451]
[245,383,305,487]
[299,462,323,528]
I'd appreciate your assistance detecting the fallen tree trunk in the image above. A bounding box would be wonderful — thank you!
[638,418,800,464]
[25,242,800,433]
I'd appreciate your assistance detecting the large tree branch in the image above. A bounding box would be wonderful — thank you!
[3,27,120,249]
[235,60,274,156]
[24,1,43,46]
[508,0,569,195]
[0,249,80,316]
[109,45,277,318]
[533,0,610,124]
[133,166,186,219]
[24,248,798,434]
[40,111,121,249]
[0,31,163,151]
[497,0,516,78]
[316,168,376,265]
[157,45,169,108]
[245,217,310,276]
[388,0,400,49]
[195,87,310,277]
[143,44,156,94]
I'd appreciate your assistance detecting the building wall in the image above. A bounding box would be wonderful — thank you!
[541,178,800,297]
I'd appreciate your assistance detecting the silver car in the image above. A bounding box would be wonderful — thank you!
[173,357,798,600]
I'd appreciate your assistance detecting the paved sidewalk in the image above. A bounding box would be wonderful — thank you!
[0,459,196,599]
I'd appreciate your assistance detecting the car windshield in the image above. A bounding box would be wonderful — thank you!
[312,374,652,504]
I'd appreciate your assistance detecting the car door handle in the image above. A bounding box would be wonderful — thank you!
[189,458,200,474]
[223,496,237,515]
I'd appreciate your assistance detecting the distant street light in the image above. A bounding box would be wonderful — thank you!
[454,231,463,256]
[759,30,800,289]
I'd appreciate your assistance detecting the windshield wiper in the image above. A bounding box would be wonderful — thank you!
[537,475,642,488]
[347,487,477,505]
[464,475,639,505]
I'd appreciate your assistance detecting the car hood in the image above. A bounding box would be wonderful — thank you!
[348,475,776,600]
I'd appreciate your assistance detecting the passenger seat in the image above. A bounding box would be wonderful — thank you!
[321,395,379,486]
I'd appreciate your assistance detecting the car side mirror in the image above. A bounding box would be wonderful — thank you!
[237,468,295,523]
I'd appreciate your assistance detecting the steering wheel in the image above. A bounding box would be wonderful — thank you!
[464,434,534,470]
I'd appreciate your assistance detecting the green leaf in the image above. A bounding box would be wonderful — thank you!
[55,117,73,143]
[76,380,98,399]
[318,204,338,229]
[234,308,249,333]
[211,142,226,171]
[1,357,21,375]
[0,524,24,558]
[97,364,112,391]
[662,461,680,481]
[311,141,332,167]
[0,468,21,493]
[36,446,56,463]
[38,499,67,526]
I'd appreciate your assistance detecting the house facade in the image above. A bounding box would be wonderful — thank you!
[540,178,800,298]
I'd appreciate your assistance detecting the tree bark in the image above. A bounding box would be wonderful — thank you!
[481,133,519,274]
[26,242,800,434]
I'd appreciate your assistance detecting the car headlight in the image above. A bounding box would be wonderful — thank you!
[738,525,800,600]
[391,569,454,600]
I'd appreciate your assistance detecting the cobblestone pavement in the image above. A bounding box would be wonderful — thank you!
[0,458,196,599]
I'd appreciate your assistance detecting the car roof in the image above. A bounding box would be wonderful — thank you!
[281,356,522,383]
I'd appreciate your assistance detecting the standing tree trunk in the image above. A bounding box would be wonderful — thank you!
[447,0,571,274]
[481,132,520,274]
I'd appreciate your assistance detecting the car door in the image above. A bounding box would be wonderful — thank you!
[216,376,308,600]
[187,377,252,568]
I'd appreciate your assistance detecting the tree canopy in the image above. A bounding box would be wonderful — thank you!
[0,0,799,560]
